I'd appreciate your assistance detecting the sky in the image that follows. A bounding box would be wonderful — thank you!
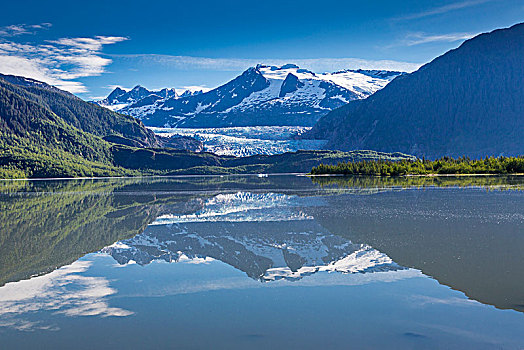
[0,0,522,99]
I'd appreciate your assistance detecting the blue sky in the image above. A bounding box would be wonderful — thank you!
[0,0,522,99]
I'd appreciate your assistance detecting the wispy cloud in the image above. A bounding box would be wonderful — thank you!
[0,24,127,93]
[0,23,52,37]
[0,54,86,92]
[48,36,127,52]
[395,0,494,20]
[397,32,478,46]
[410,295,479,307]
[112,54,423,73]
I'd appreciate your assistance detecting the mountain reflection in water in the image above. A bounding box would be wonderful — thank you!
[0,174,522,314]
[102,192,404,282]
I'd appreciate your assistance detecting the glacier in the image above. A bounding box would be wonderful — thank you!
[150,126,327,156]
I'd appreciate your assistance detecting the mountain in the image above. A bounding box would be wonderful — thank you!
[0,74,159,148]
[0,73,411,179]
[97,85,179,111]
[100,64,402,128]
[308,23,524,158]
[0,73,204,178]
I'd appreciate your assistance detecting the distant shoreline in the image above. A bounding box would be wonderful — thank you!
[308,173,524,177]
[2,172,523,181]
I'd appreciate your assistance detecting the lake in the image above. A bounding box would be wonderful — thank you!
[0,175,523,349]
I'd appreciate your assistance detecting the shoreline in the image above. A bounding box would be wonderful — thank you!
[308,173,524,177]
[0,172,307,181]
[1,172,523,181]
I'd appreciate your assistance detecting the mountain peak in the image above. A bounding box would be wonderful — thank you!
[97,63,400,128]
[104,87,127,102]
[117,64,397,127]
[279,73,304,97]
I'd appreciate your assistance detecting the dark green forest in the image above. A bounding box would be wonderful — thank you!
[0,74,159,178]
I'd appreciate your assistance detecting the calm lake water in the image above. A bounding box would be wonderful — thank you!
[0,175,523,349]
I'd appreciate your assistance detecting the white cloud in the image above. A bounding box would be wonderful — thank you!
[112,54,422,73]
[0,23,52,37]
[0,27,127,93]
[48,36,128,52]
[395,0,494,20]
[410,295,479,307]
[399,32,478,46]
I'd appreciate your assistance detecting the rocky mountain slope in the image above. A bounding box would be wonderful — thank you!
[98,65,402,127]
[308,23,524,158]
[97,85,200,111]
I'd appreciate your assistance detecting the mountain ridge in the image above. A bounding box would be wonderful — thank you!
[97,65,403,128]
[308,23,524,158]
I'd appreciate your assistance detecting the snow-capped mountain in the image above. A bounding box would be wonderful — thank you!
[99,64,403,128]
[102,192,404,282]
[96,85,203,111]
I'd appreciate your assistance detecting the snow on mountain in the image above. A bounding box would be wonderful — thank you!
[96,85,200,111]
[98,64,403,128]
[102,192,404,282]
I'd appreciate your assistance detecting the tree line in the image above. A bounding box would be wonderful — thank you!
[310,156,524,176]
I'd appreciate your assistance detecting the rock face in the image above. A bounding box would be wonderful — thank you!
[308,23,524,158]
[97,65,402,128]
[279,73,304,97]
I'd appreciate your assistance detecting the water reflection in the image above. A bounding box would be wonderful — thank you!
[102,192,404,282]
[1,176,522,305]
[0,176,524,348]
[307,187,524,312]
[0,259,132,332]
